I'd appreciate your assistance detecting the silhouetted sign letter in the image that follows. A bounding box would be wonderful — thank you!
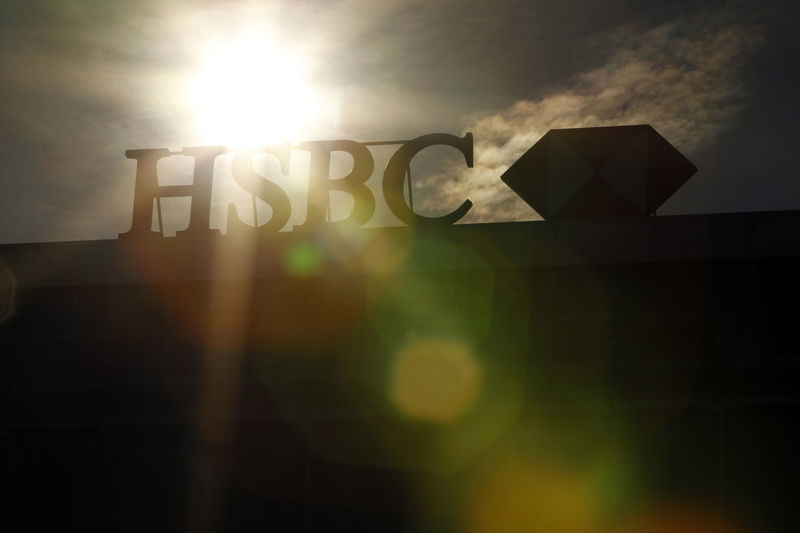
[227,146,292,233]
[296,141,375,229]
[383,133,473,226]
[119,148,170,238]
[177,146,227,237]
[119,146,227,238]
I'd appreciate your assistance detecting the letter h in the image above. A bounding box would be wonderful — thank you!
[119,146,227,238]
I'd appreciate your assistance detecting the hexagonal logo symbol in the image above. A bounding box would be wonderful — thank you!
[501,125,697,219]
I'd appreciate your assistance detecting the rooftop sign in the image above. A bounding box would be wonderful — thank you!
[120,133,474,238]
[120,126,696,238]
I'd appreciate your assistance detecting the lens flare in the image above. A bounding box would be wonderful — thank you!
[621,503,744,533]
[390,337,482,423]
[467,460,600,533]
[284,240,323,276]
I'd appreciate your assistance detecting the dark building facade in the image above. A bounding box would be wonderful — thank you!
[1,210,800,532]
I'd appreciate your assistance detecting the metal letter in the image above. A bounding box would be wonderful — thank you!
[119,146,227,238]
[296,141,375,230]
[176,146,228,238]
[119,148,171,238]
[383,133,473,226]
[227,146,292,233]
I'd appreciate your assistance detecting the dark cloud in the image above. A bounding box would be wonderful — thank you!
[415,8,770,222]
[0,0,796,242]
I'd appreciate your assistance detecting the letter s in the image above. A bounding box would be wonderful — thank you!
[227,146,292,233]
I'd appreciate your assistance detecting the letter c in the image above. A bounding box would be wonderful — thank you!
[382,133,473,226]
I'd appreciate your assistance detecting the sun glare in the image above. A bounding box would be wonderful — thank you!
[190,34,318,147]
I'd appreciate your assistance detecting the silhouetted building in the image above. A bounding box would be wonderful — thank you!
[2,210,800,532]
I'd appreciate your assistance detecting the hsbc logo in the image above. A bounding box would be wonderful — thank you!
[120,125,695,238]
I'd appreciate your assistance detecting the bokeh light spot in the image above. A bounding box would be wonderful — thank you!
[621,503,744,533]
[284,240,323,276]
[468,460,600,533]
[390,337,482,423]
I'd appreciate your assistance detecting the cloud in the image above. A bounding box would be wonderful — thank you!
[416,10,766,223]
[0,1,780,242]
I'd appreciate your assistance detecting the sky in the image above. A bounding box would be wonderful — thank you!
[0,0,798,243]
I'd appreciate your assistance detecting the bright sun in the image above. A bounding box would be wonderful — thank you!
[190,34,318,147]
